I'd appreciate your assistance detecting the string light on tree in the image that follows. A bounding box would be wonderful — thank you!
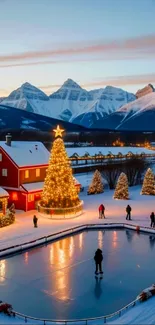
[87,170,104,195]
[40,125,81,209]
[141,168,155,195]
[114,172,129,200]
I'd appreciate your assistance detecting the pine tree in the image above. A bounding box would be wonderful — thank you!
[114,172,129,200]
[87,170,104,195]
[41,126,80,208]
[141,168,155,195]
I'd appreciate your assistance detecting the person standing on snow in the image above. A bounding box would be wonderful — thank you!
[33,215,38,228]
[94,248,103,275]
[99,204,105,219]
[126,205,132,220]
[150,212,155,228]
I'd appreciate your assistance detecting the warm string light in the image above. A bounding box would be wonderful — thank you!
[88,170,103,195]
[41,127,80,209]
[141,168,155,195]
[114,172,129,200]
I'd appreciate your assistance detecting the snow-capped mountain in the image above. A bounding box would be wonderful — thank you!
[71,85,135,127]
[94,92,155,131]
[0,80,135,128]
[1,82,53,117]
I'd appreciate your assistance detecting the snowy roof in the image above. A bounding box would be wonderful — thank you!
[0,187,9,197]
[0,141,50,167]
[22,182,44,192]
[66,146,155,157]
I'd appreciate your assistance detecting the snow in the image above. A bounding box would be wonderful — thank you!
[66,146,155,157]
[0,141,50,167]
[118,92,155,115]
[0,81,135,124]
[22,182,44,192]
[1,186,155,324]
[0,187,9,197]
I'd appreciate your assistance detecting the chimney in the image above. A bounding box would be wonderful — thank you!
[5,133,12,146]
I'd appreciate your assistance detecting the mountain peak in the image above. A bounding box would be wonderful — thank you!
[62,79,82,89]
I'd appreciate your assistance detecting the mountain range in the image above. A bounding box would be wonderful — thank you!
[0,80,155,131]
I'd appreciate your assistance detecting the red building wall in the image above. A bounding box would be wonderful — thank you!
[7,190,27,211]
[0,148,19,188]
[19,166,47,184]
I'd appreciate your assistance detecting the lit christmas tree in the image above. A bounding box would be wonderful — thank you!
[141,168,155,195]
[87,170,104,195]
[41,125,80,208]
[114,172,129,200]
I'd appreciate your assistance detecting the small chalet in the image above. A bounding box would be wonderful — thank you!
[0,134,81,211]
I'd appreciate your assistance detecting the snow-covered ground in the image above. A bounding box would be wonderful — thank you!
[1,186,155,324]
[66,146,155,157]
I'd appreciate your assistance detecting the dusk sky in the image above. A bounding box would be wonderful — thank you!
[0,0,155,96]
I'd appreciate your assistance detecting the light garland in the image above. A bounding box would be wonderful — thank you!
[40,126,80,209]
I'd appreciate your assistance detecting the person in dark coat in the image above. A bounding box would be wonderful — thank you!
[94,248,103,274]
[150,212,155,228]
[126,205,132,220]
[99,204,105,219]
[33,215,38,228]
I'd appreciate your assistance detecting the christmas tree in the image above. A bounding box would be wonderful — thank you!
[114,172,129,200]
[141,168,155,195]
[87,170,104,195]
[41,125,80,208]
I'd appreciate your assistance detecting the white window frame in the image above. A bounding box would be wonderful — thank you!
[25,170,29,179]
[36,168,40,177]
[2,169,7,176]
[0,153,2,161]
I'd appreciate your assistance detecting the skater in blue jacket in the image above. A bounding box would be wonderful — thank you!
[94,248,103,275]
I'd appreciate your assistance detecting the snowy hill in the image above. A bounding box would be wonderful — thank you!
[0,104,85,132]
[0,80,135,128]
[91,92,155,131]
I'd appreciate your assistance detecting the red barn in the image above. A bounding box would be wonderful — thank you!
[0,134,81,211]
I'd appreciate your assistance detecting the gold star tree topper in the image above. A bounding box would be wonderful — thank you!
[53,125,64,138]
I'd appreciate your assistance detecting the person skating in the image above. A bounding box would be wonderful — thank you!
[150,212,155,228]
[33,215,38,228]
[126,205,132,220]
[94,248,103,275]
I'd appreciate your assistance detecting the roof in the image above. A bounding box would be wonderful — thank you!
[22,182,44,192]
[0,141,50,167]
[0,187,9,198]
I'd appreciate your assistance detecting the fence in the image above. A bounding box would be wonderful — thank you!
[13,298,140,324]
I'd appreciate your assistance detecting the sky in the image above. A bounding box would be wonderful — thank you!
[0,0,155,96]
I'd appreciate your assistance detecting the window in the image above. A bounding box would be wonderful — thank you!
[28,194,34,202]
[36,169,40,177]
[25,170,29,178]
[2,169,7,176]
[0,154,2,161]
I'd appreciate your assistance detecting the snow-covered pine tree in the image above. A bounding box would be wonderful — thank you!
[141,168,155,195]
[114,172,129,200]
[87,170,104,195]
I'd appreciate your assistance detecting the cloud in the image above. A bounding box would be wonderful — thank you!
[0,34,155,65]
[39,73,155,93]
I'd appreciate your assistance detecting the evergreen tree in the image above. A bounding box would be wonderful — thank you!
[87,170,104,195]
[141,168,155,195]
[41,125,80,208]
[114,172,129,200]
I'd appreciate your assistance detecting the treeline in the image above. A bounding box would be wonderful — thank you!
[100,157,150,189]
